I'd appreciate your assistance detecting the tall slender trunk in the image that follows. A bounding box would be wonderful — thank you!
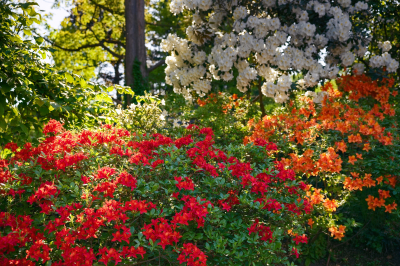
[114,60,123,104]
[136,0,147,78]
[124,0,147,105]
[124,0,136,89]
[258,77,266,118]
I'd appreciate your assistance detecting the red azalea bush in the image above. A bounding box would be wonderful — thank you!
[1,120,310,265]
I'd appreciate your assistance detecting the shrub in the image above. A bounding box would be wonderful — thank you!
[165,92,260,146]
[1,120,310,265]
[245,74,400,263]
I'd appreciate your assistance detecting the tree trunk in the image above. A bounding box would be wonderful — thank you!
[136,0,147,78]
[258,77,266,118]
[124,0,147,105]
[124,0,136,89]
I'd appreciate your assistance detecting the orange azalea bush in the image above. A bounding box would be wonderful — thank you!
[0,120,311,265]
[245,73,400,258]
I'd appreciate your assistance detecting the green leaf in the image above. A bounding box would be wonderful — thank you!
[0,117,6,130]
[35,36,44,45]
[20,124,29,135]
[80,78,87,88]
[23,29,32,36]
[65,73,74,83]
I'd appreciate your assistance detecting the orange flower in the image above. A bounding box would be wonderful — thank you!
[384,176,397,188]
[348,156,357,165]
[366,195,385,211]
[343,177,354,191]
[385,202,397,213]
[376,176,384,184]
[356,153,363,160]
[348,134,362,143]
[329,225,346,240]
[197,98,207,107]
[353,178,364,191]
[287,228,295,236]
[323,198,338,212]
[363,143,371,152]
[350,172,359,178]
[363,174,376,188]
[310,189,325,205]
[366,195,377,211]
[307,218,314,228]
[378,190,390,199]
[335,141,347,153]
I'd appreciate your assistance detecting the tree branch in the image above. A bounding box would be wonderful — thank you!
[90,29,124,59]
[148,59,165,72]
[39,32,123,60]
[42,34,102,52]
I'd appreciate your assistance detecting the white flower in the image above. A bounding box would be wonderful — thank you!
[387,59,399,73]
[173,119,180,128]
[340,51,355,67]
[221,71,234,81]
[355,1,368,11]
[233,6,248,20]
[380,41,392,52]
[370,55,384,68]
[261,82,277,97]
[314,3,326,17]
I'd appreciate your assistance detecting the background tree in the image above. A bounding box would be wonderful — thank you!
[47,0,188,105]
[0,0,127,146]
[363,0,400,81]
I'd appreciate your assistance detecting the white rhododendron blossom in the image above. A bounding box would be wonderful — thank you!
[162,0,399,103]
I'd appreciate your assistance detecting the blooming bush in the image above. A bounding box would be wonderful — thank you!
[161,0,398,103]
[245,73,400,261]
[1,120,312,265]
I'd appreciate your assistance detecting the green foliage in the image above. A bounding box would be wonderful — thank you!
[48,0,190,89]
[166,92,260,146]
[0,1,131,146]
[49,0,125,81]
[132,59,148,96]
[114,92,167,134]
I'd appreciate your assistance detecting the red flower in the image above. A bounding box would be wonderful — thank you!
[98,247,122,265]
[293,234,308,245]
[143,218,182,249]
[175,176,195,191]
[27,182,59,205]
[177,243,207,266]
[112,224,131,244]
[26,240,51,262]
[43,119,64,135]
[4,142,18,152]
[175,135,193,149]
[116,171,137,191]
[94,167,116,180]
[121,246,146,259]
[247,219,274,242]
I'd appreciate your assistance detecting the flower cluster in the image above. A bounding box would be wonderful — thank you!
[162,0,398,103]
